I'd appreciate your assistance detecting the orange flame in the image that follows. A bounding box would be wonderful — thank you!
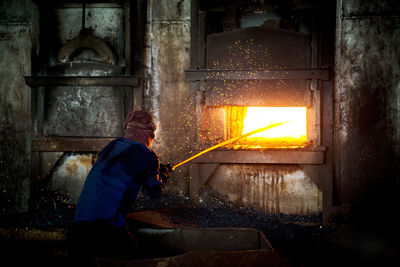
[241,107,307,148]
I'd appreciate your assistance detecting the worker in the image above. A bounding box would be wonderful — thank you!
[68,110,172,261]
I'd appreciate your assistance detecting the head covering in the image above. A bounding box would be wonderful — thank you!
[124,110,157,147]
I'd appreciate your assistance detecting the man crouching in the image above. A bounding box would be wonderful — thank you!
[68,110,171,261]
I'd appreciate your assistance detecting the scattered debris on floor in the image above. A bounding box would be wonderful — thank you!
[1,191,399,267]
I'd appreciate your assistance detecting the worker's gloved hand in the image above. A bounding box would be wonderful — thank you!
[159,163,173,181]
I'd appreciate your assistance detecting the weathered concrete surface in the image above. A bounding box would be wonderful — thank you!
[49,153,94,203]
[145,0,192,194]
[43,85,123,137]
[0,22,32,213]
[151,0,190,21]
[335,0,400,205]
[205,165,323,215]
[342,0,400,17]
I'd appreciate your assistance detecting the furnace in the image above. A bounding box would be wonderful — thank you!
[186,2,333,220]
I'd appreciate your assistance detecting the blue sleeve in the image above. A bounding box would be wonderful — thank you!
[142,161,167,199]
[118,145,166,200]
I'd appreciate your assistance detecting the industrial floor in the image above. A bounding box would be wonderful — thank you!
[1,193,399,267]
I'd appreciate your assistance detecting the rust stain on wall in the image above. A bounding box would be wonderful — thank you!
[206,164,322,215]
[50,153,95,202]
[65,155,92,176]
[66,160,78,174]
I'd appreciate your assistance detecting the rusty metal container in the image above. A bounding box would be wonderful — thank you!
[132,227,273,254]
[0,226,289,266]
[92,227,290,267]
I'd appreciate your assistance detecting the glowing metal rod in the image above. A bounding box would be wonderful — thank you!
[172,121,289,171]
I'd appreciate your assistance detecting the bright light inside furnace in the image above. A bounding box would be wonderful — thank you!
[241,107,307,146]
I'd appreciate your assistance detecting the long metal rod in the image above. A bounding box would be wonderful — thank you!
[172,121,288,171]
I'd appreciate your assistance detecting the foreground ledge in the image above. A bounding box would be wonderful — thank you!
[0,227,67,241]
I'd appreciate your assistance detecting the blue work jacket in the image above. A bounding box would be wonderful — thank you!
[74,137,166,227]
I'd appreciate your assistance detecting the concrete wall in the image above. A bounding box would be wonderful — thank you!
[335,0,400,207]
[0,0,36,213]
[144,0,192,194]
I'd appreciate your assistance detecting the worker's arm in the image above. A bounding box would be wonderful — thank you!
[142,165,168,199]
[159,163,172,182]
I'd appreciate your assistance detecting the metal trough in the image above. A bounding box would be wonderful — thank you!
[133,227,273,255]
[91,227,290,267]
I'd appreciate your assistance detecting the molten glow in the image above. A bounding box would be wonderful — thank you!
[242,107,307,148]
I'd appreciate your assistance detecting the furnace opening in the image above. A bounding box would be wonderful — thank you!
[226,106,307,149]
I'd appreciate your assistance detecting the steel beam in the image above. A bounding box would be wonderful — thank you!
[32,137,115,152]
[25,76,139,87]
